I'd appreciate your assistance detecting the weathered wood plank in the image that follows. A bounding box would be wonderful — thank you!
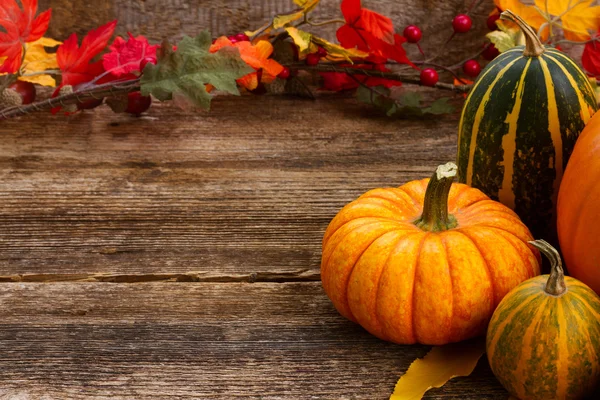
[0,94,460,277]
[0,281,508,399]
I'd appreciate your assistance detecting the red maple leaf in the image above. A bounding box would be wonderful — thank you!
[102,33,159,77]
[320,64,402,92]
[336,0,414,67]
[55,20,117,89]
[582,36,600,77]
[0,0,51,73]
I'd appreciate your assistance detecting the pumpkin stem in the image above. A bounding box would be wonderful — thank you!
[414,162,458,232]
[529,239,567,296]
[500,10,545,57]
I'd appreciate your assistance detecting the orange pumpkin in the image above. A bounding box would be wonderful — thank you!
[321,162,541,345]
[558,111,600,294]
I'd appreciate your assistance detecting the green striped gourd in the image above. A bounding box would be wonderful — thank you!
[486,240,600,400]
[457,10,598,240]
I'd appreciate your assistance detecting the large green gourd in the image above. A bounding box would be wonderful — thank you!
[457,10,597,240]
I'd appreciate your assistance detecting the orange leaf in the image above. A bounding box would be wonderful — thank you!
[209,37,283,89]
[495,0,600,42]
[390,337,485,400]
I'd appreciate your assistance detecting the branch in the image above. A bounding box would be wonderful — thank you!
[0,79,140,120]
[304,18,346,27]
[289,63,472,92]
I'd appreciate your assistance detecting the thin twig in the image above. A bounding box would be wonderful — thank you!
[291,63,472,92]
[304,18,346,27]
[0,78,141,120]
[448,43,492,70]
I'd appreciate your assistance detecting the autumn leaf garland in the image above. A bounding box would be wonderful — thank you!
[8,0,600,119]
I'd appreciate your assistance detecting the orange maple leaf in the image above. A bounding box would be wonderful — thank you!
[495,0,600,42]
[210,37,283,90]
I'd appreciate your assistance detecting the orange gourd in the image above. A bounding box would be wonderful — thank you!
[321,162,541,345]
[558,111,600,294]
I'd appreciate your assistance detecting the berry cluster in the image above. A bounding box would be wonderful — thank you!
[403,11,501,87]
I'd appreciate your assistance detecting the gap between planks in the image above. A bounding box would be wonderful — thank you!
[0,269,321,283]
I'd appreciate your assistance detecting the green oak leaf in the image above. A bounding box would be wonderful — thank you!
[140,31,254,110]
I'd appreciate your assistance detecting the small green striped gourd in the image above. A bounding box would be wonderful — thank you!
[457,10,598,240]
[487,240,600,400]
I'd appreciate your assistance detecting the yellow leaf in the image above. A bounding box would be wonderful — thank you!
[20,37,62,87]
[292,0,319,13]
[311,36,368,62]
[18,74,56,87]
[285,27,316,56]
[542,0,600,41]
[273,0,320,29]
[245,24,272,39]
[390,337,486,400]
[273,12,304,29]
[495,0,600,42]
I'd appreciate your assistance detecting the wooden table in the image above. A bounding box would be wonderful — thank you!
[0,93,508,399]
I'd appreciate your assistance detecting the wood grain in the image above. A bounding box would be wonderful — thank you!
[0,94,460,277]
[0,281,508,399]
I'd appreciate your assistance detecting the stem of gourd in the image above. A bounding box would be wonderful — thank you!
[529,239,567,296]
[414,162,458,232]
[500,9,545,57]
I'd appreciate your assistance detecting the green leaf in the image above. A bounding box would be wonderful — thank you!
[357,86,454,117]
[398,92,421,108]
[423,97,455,115]
[356,85,397,115]
[140,31,254,110]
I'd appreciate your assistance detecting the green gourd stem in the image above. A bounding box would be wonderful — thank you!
[529,239,567,296]
[500,9,545,57]
[414,162,458,232]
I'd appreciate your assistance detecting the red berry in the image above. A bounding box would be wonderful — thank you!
[463,59,481,77]
[9,80,36,104]
[403,25,422,43]
[482,43,500,60]
[277,67,291,80]
[125,92,152,115]
[452,14,472,33]
[77,97,104,110]
[234,33,249,42]
[420,68,439,86]
[316,46,327,58]
[139,57,156,72]
[487,13,500,31]
[306,53,320,66]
